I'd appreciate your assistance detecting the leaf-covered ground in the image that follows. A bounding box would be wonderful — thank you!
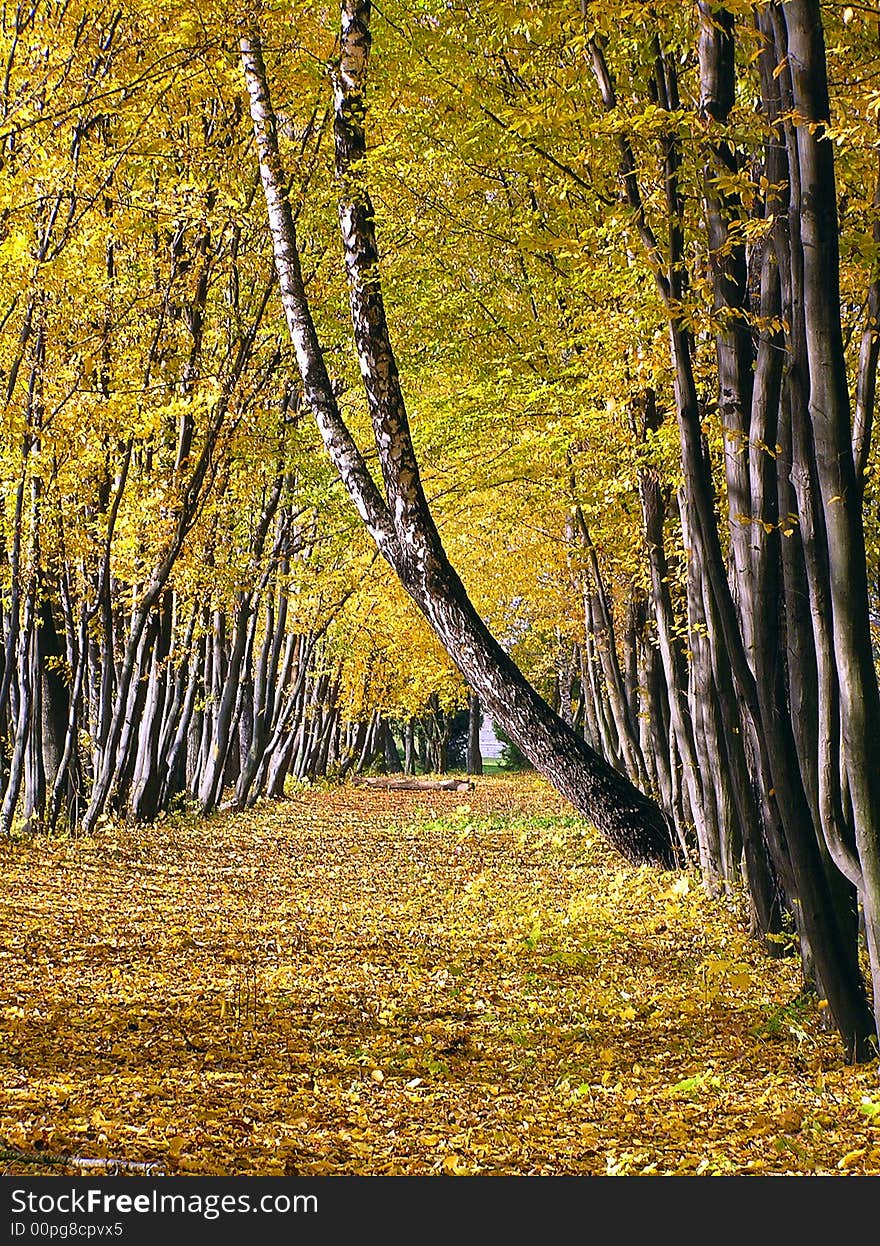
[1,775,879,1176]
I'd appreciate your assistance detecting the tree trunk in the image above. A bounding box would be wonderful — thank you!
[467,691,483,776]
[241,16,676,867]
[782,0,880,1042]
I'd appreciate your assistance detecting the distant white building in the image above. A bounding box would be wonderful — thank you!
[478,717,504,760]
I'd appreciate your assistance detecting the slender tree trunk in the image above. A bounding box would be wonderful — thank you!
[403,717,416,776]
[467,690,483,776]
[0,586,36,835]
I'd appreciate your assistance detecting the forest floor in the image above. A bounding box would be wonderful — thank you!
[1,774,879,1176]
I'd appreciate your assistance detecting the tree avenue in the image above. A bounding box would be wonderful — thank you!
[1,0,880,1062]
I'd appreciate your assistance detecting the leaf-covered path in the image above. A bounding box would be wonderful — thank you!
[1,777,879,1175]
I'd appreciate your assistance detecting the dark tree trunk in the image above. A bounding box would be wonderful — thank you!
[403,718,416,776]
[467,691,482,776]
[781,0,880,1037]
[37,597,68,806]
[382,720,403,774]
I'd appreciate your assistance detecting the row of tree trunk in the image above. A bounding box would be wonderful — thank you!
[0,556,478,835]
[552,2,880,1059]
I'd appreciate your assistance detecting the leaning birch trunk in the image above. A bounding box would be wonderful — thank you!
[240,16,675,867]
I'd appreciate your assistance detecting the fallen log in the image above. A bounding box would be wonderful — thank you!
[0,1147,163,1174]
[354,777,473,792]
